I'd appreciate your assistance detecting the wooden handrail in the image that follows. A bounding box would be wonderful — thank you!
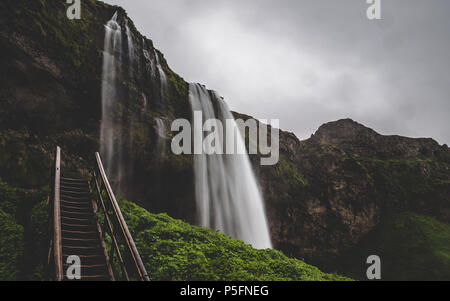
[92,172,130,280]
[52,146,63,281]
[93,152,150,281]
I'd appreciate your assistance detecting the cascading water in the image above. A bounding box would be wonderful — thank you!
[100,12,123,187]
[125,21,135,64]
[155,118,166,139]
[154,117,167,156]
[154,50,167,99]
[189,83,272,249]
[101,13,271,249]
[141,38,151,70]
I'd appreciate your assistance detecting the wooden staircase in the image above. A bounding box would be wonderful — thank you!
[48,147,149,281]
[60,177,113,281]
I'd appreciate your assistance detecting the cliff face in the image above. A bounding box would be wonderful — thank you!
[0,0,196,221]
[0,0,449,280]
[247,118,450,270]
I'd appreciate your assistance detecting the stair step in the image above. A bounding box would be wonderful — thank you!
[61,202,91,209]
[61,215,92,222]
[61,209,91,216]
[61,200,92,208]
[61,190,91,197]
[63,245,105,255]
[60,183,89,190]
[61,190,90,195]
[81,274,109,280]
[61,189,90,195]
[60,185,88,190]
[64,263,106,267]
[60,185,89,189]
[62,216,91,223]
[61,209,92,217]
[60,194,91,201]
[63,242,102,249]
[61,204,91,211]
[62,223,97,232]
[60,197,91,203]
[62,230,98,237]
[62,222,95,228]
[63,244,103,251]
[61,178,88,184]
[63,254,107,265]
[61,177,89,183]
[62,237,100,245]
[63,263,108,274]
[60,184,89,191]
[64,274,109,281]
[62,229,99,239]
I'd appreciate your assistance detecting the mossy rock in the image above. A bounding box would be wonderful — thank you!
[336,212,450,280]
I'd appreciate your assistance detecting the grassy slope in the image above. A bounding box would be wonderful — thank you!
[0,179,349,281]
[337,212,450,280]
[118,198,349,281]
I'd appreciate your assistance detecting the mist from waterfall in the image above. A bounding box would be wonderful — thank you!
[100,12,123,189]
[189,83,272,249]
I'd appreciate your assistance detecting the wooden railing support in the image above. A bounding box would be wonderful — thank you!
[52,146,63,281]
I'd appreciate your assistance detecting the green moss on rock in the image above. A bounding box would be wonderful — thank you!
[272,155,308,188]
[337,212,450,280]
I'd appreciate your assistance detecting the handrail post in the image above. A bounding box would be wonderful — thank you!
[53,146,63,281]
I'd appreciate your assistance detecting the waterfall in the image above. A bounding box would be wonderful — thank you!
[155,117,167,156]
[189,83,272,249]
[125,21,135,64]
[142,47,155,76]
[154,50,167,99]
[100,13,271,249]
[100,12,123,186]
[100,12,140,195]
[141,92,148,111]
[155,118,166,139]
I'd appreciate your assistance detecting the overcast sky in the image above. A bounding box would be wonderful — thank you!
[104,0,450,144]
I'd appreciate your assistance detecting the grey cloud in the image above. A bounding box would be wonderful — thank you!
[105,0,450,144]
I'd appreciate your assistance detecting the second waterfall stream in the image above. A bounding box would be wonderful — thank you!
[189,83,272,249]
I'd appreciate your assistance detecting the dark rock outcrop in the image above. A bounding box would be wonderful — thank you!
[248,117,450,272]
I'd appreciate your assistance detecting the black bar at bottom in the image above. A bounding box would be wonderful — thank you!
[0,281,446,299]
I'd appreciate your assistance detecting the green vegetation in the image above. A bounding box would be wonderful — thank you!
[357,156,450,213]
[271,155,308,187]
[118,198,348,281]
[337,212,450,280]
[0,180,49,280]
[6,0,110,72]
[0,209,24,280]
[0,130,52,188]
